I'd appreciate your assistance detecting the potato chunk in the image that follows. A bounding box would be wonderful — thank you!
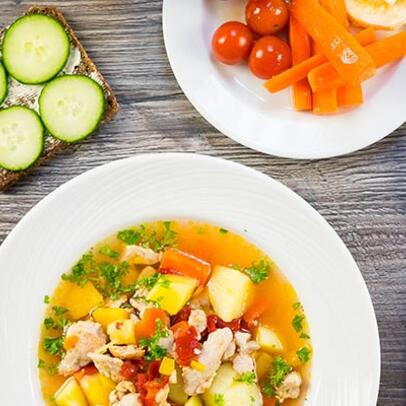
[79,373,116,406]
[203,363,262,406]
[256,325,284,354]
[185,395,203,406]
[93,307,130,331]
[57,281,103,320]
[208,266,253,322]
[147,274,198,315]
[54,377,87,406]
[107,319,137,344]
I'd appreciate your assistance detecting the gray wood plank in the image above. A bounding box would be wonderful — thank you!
[0,0,405,404]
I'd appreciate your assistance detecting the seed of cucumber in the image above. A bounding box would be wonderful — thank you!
[0,106,44,171]
[2,14,70,84]
[0,62,7,105]
[39,75,106,143]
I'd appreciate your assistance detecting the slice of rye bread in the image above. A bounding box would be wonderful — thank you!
[0,5,119,191]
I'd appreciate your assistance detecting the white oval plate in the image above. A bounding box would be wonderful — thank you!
[162,0,406,159]
[0,154,379,404]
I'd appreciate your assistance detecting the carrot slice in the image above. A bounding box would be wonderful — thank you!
[290,0,375,82]
[134,308,169,339]
[319,0,349,28]
[313,88,338,114]
[289,17,312,111]
[337,83,364,107]
[309,31,406,92]
[160,248,211,285]
[264,27,376,93]
[243,297,271,328]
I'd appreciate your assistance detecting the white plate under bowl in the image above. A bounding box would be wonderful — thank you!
[0,154,379,404]
[162,0,406,159]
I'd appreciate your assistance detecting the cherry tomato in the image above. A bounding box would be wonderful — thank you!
[212,21,254,65]
[245,0,289,36]
[248,36,292,79]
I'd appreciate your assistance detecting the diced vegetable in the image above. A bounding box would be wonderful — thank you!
[79,373,116,406]
[203,363,262,406]
[107,319,136,345]
[92,307,130,331]
[289,17,312,111]
[337,83,363,107]
[290,0,376,83]
[256,352,273,379]
[54,377,87,406]
[244,297,271,329]
[308,31,406,92]
[264,27,376,93]
[135,308,170,339]
[319,0,349,27]
[185,395,203,406]
[208,266,253,322]
[169,367,189,404]
[312,88,338,114]
[160,248,211,285]
[190,360,206,372]
[256,325,284,354]
[57,281,103,320]
[159,357,175,376]
[147,274,199,315]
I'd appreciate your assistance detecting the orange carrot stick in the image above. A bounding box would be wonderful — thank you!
[264,27,376,93]
[319,0,349,28]
[289,0,375,82]
[337,84,364,107]
[289,17,312,111]
[308,31,406,92]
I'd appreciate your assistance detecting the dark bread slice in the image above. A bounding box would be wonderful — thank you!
[0,5,119,191]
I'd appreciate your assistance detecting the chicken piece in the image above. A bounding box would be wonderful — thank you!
[188,309,207,339]
[233,353,256,374]
[58,321,107,376]
[130,287,153,318]
[110,345,145,360]
[234,331,260,354]
[158,330,175,355]
[105,295,130,309]
[122,245,161,265]
[155,384,170,406]
[182,327,233,395]
[88,352,124,382]
[223,340,236,361]
[275,371,302,403]
[109,381,142,406]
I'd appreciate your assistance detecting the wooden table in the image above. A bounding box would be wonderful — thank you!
[0,1,405,404]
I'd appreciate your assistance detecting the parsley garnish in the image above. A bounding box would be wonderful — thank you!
[235,371,256,384]
[99,245,120,259]
[262,357,292,398]
[139,320,169,361]
[118,229,141,245]
[297,346,312,363]
[44,307,70,331]
[244,259,270,284]
[61,252,98,287]
[214,394,225,405]
[300,332,310,339]
[292,314,305,333]
[136,272,170,290]
[219,228,228,234]
[292,301,301,310]
[38,359,58,375]
[43,295,50,304]
[43,336,65,357]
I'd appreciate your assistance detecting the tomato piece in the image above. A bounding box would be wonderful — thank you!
[135,308,169,339]
[171,321,190,339]
[171,305,192,325]
[246,0,289,36]
[148,360,162,380]
[175,325,202,366]
[207,314,242,333]
[248,36,292,79]
[120,361,140,381]
[212,21,254,65]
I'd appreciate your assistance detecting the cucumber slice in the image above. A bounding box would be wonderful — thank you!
[2,14,70,84]
[0,62,7,105]
[39,75,105,143]
[0,106,44,171]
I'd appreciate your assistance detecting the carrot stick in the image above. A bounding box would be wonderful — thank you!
[289,0,375,82]
[264,27,376,93]
[337,83,363,107]
[308,31,406,92]
[289,17,312,111]
[319,0,349,28]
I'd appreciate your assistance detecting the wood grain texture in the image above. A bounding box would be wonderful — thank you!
[0,0,405,404]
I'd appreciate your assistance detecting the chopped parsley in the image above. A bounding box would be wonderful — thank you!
[297,346,312,363]
[250,395,256,404]
[300,332,310,339]
[214,394,225,405]
[43,336,65,357]
[292,301,301,310]
[139,320,169,361]
[43,307,70,331]
[99,245,120,259]
[99,261,130,299]
[117,222,177,251]
[235,371,256,384]
[43,295,50,304]
[244,259,270,284]
[61,252,98,287]
[292,314,305,333]
[262,357,292,398]
[219,228,228,234]
[38,359,58,376]
[136,272,170,290]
